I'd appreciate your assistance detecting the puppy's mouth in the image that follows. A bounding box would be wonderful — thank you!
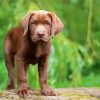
[31,37,50,42]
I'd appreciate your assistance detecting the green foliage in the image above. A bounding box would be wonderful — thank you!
[0,0,100,89]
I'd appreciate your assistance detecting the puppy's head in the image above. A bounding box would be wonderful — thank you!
[20,10,64,42]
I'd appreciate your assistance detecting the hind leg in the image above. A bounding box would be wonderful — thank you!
[4,38,15,89]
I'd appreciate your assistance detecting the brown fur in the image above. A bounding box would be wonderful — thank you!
[4,10,64,97]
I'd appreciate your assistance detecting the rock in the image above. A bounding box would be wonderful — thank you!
[0,88,100,100]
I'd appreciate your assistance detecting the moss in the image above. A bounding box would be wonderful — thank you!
[0,91,3,96]
[58,92,97,100]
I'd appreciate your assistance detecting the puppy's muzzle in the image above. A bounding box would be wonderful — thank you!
[37,31,45,38]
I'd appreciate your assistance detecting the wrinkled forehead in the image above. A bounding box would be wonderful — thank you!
[30,11,51,22]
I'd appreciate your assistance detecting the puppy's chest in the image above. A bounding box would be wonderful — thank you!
[34,45,44,57]
[23,44,50,64]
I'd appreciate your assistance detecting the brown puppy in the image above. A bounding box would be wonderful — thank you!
[4,10,64,97]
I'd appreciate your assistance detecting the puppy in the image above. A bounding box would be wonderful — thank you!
[4,10,64,97]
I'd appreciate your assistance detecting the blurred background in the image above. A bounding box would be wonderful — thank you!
[0,0,100,89]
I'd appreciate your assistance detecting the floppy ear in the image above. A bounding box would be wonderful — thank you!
[19,11,33,36]
[48,13,64,37]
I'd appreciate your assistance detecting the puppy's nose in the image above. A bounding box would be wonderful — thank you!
[37,32,44,38]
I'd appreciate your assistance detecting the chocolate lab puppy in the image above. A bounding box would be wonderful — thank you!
[4,10,64,97]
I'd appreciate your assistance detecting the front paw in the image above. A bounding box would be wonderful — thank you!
[18,83,28,98]
[41,88,56,96]
[6,82,15,90]
[6,81,15,90]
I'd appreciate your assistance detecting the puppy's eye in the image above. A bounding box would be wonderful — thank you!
[31,21,37,25]
[44,21,51,26]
